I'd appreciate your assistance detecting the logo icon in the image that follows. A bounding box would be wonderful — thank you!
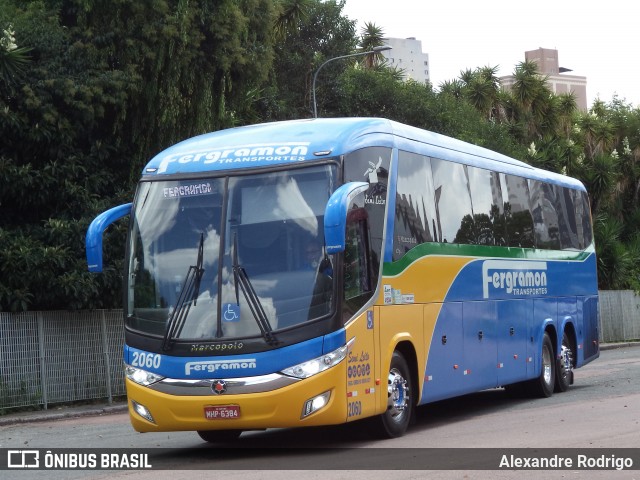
[7,450,40,468]
[223,303,240,322]
[212,380,228,395]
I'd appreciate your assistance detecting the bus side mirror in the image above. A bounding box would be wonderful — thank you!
[323,182,368,254]
[86,203,132,272]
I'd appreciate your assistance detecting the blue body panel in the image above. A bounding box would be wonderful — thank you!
[420,253,599,404]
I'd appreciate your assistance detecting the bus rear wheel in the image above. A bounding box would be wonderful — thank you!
[372,351,414,438]
[554,332,574,392]
[526,332,555,398]
[197,429,242,443]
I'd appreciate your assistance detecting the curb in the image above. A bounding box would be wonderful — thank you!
[0,402,128,427]
[599,341,640,351]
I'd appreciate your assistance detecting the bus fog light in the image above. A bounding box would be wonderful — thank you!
[131,399,156,424]
[302,391,331,418]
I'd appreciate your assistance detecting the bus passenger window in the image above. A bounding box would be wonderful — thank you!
[430,158,474,243]
[501,174,534,248]
[466,166,507,246]
[557,186,581,250]
[394,151,436,260]
[573,189,593,249]
[529,180,560,250]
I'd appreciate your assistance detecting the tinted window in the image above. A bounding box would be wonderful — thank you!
[529,180,561,249]
[573,189,593,248]
[430,158,474,243]
[393,151,437,260]
[466,166,506,246]
[343,147,392,312]
[556,186,580,250]
[502,174,534,248]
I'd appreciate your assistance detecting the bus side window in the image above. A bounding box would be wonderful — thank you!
[344,212,372,302]
[529,179,561,250]
[342,147,391,318]
[393,150,436,260]
[501,173,534,248]
[430,158,474,243]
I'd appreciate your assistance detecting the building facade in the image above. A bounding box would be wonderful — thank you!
[500,48,588,110]
[381,37,430,84]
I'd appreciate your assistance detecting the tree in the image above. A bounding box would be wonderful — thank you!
[0,22,31,84]
[456,66,502,121]
[357,22,386,69]
[266,0,357,119]
[274,0,312,40]
[0,0,277,311]
[66,0,276,177]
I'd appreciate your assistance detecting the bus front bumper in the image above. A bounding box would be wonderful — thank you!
[125,366,348,432]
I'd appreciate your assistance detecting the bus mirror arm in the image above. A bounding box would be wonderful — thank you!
[323,182,368,255]
[86,203,132,273]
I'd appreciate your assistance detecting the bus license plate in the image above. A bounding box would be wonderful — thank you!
[204,405,240,420]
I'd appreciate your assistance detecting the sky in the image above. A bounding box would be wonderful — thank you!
[341,0,639,108]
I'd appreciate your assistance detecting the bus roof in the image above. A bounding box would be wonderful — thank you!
[143,117,585,190]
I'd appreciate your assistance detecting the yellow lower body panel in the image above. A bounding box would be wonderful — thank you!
[126,364,348,433]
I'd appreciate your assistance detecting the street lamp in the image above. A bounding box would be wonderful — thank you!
[312,45,392,118]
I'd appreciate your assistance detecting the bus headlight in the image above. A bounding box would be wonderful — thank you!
[125,365,165,386]
[280,338,353,379]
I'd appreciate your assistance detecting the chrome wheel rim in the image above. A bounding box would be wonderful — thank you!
[542,344,552,385]
[387,368,409,422]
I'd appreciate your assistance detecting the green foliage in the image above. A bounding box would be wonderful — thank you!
[1,0,640,311]
[0,0,276,311]
[266,0,357,119]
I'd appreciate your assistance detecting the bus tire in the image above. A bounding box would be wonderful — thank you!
[197,429,242,443]
[554,331,574,393]
[526,332,555,398]
[372,351,414,438]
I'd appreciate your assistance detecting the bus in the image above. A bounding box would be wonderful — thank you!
[86,117,599,441]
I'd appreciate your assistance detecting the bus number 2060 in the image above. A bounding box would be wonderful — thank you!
[347,401,362,417]
[131,352,161,369]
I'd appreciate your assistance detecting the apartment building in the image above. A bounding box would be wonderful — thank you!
[381,37,430,84]
[500,48,588,110]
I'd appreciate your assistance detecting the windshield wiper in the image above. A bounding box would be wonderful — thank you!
[230,232,278,346]
[162,233,205,351]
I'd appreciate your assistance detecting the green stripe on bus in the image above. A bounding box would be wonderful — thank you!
[383,243,592,277]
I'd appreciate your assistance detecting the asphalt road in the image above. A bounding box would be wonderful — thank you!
[1,344,639,479]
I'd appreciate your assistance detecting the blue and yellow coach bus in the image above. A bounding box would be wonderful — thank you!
[86,118,599,441]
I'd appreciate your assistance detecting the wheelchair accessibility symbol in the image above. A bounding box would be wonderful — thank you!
[223,303,240,322]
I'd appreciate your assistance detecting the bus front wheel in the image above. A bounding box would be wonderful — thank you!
[197,429,242,443]
[372,351,414,438]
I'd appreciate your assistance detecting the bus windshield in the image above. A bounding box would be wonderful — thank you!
[126,164,337,345]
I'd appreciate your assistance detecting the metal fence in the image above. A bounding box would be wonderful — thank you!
[0,310,125,412]
[0,291,639,412]
[599,290,640,342]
